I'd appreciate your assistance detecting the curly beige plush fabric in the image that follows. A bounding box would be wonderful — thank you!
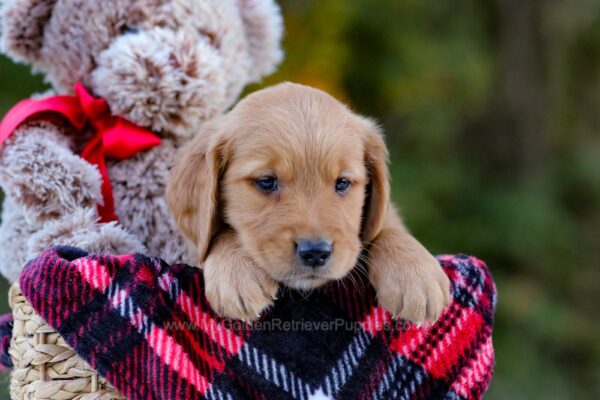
[0,0,284,282]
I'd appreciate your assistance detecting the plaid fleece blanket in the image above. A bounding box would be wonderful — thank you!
[11,246,496,399]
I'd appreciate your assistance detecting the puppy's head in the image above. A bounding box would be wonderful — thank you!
[167,83,389,289]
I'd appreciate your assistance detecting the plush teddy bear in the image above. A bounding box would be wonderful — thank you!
[0,0,283,282]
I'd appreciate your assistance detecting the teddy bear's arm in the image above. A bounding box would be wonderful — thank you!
[0,120,103,222]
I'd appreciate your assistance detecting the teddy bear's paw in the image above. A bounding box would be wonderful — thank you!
[92,27,227,138]
[0,200,39,283]
[28,209,146,256]
[370,250,451,325]
[0,128,103,221]
[203,247,278,322]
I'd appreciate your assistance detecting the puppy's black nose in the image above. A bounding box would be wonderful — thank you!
[296,240,332,268]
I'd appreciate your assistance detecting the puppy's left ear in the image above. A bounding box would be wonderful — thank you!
[360,118,390,243]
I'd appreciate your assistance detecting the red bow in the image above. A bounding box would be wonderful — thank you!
[0,83,161,222]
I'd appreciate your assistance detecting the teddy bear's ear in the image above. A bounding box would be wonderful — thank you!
[0,0,57,63]
[238,0,284,82]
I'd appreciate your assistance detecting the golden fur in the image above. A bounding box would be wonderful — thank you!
[167,83,450,323]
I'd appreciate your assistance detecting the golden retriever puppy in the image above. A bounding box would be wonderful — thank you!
[167,83,450,323]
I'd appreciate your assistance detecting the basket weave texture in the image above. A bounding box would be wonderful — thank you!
[8,283,125,400]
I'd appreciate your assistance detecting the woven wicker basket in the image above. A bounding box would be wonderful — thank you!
[8,283,125,400]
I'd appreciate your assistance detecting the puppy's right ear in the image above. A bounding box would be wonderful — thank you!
[0,0,57,63]
[167,120,228,262]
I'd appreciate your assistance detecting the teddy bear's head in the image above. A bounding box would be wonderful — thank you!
[0,0,283,137]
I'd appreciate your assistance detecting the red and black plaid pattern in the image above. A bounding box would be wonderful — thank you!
[0,313,13,372]
[18,246,496,400]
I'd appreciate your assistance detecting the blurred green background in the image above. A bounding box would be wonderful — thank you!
[0,0,599,398]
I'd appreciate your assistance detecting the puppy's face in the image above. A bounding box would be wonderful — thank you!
[223,119,367,289]
[168,83,389,289]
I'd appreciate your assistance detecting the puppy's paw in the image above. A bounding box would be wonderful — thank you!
[204,255,278,321]
[371,252,451,325]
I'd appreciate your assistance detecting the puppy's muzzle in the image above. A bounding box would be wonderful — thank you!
[296,240,332,268]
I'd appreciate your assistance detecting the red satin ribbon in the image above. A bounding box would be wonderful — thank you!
[0,83,161,222]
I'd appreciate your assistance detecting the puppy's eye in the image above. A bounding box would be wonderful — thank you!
[335,178,351,194]
[255,176,278,193]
